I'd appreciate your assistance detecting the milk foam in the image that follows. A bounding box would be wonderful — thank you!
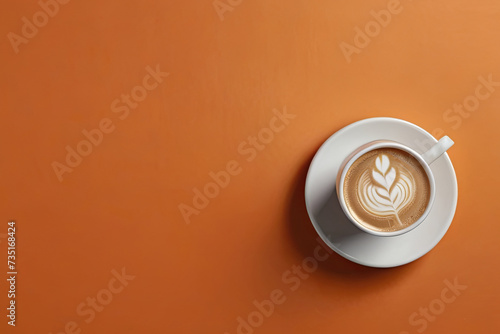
[356,154,416,226]
[343,148,431,232]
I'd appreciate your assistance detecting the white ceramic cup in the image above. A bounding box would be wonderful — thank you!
[336,136,454,237]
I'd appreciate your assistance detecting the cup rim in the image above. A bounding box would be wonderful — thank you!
[337,141,436,237]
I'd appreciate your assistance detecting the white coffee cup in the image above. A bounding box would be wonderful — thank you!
[336,136,454,237]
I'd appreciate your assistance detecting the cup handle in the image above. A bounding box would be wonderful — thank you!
[421,136,454,165]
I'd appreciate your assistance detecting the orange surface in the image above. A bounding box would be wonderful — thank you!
[1,0,500,333]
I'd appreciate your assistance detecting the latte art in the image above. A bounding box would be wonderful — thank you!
[343,148,431,232]
[357,154,415,226]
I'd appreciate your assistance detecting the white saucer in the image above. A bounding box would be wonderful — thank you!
[305,118,458,268]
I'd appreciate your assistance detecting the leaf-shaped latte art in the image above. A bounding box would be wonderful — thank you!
[357,154,416,226]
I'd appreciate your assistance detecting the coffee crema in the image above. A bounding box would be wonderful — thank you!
[343,148,430,232]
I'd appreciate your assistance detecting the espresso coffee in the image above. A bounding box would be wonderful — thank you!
[343,148,431,232]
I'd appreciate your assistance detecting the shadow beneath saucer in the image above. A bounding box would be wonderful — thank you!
[286,152,418,280]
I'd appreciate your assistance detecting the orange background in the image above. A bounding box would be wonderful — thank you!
[1,0,500,333]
